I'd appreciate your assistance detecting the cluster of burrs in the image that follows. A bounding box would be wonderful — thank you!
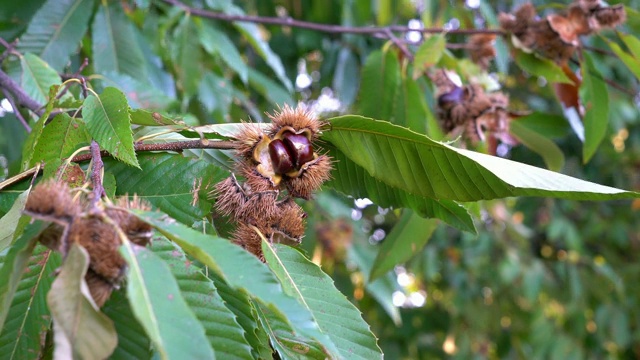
[24,180,153,306]
[213,105,332,260]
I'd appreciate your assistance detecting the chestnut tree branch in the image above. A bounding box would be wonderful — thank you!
[0,68,45,116]
[161,0,505,36]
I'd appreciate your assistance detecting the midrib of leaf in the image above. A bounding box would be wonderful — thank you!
[253,302,298,358]
[9,250,53,360]
[40,0,84,60]
[263,241,312,311]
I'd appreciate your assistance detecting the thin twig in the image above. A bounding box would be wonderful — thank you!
[161,0,504,36]
[0,38,18,63]
[383,28,413,60]
[1,89,31,132]
[0,68,45,116]
[582,44,617,58]
[71,139,238,163]
[89,140,104,210]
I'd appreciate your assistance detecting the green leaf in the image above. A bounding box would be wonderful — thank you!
[510,119,565,172]
[394,70,430,134]
[129,109,185,127]
[412,35,446,79]
[83,87,139,167]
[120,244,215,360]
[511,112,570,139]
[0,244,61,359]
[198,71,235,116]
[30,113,90,166]
[323,116,638,201]
[358,49,401,120]
[92,2,147,80]
[48,244,117,359]
[198,22,248,83]
[134,211,335,354]
[106,153,225,226]
[209,272,272,359]
[607,40,640,81]
[231,10,292,92]
[619,32,640,60]
[100,71,174,110]
[19,53,62,105]
[0,191,29,253]
[253,300,329,359]
[248,68,294,107]
[369,210,438,281]
[347,241,402,326]
[263,243,382,359]
[151,238,253,359]
[332,48,360,108]
[21,94,55,170]
[514,51,573,84]
[581,53,609,163]
[326,145,476,233]
[102,290,152,359]
[172,16,202,97]
[16,0,94,72]
[0,221,49,330]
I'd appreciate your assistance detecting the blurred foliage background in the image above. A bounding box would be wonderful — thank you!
[1,0,640,358]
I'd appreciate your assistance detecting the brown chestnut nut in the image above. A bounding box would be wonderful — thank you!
[269,139,295,174]
[283,132,314,167]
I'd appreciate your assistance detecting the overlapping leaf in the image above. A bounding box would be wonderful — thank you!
[358,49,400,121]
[581,53,609,163]
[151,238,253,359]
[120,243,215,360]
[19,53,61,105]
[102,290,152,359]
[83,87,138,167]
[30,113,90,166]
[510,119,565,171]
[323,116,638,201]
[369,210,438,281]
[209,271,272,359]
[253,300,329,359]
[172,16,202,97]
[92,2,148,80]
[412,35,446,79]
[133,211,337,355]
[0,243,61,359]
[198,22,248,83]
[106,153,225,227]
[0,191,29,252]
[263,243,383,360]
[326,145,476,233]
[514,51,573,84]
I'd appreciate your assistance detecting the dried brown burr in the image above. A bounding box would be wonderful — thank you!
[213,105,332,260]
[467,34,497,69]
[431,70,512,144]
[24,180,153,307]
[499,1,626,65]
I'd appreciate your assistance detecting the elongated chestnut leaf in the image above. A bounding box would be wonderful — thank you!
[151,239,253,359]
[132,210,338,356]
[83,87,138,167]
[322,116,639,201]
[369,210,439,281]
[326,145,476,233]
[263,242,383,360]
[119,243,215,360]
